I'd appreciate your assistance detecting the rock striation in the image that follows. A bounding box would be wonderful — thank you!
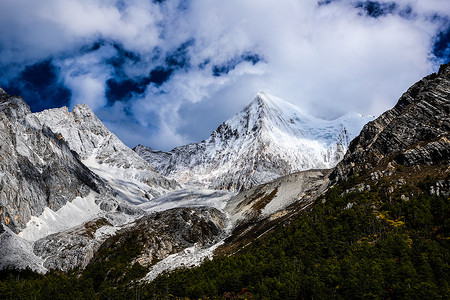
[0,91,110,233]
[333,63,450,181]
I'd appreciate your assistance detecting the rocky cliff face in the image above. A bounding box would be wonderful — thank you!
[101,207,225,266]
[34,104,180,204]
[333,63,450,181]
[32,217,116,272]
[0,90,111,233]
[136,93,372,191]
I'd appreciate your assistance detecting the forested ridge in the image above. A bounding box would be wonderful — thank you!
[0,164,448,299]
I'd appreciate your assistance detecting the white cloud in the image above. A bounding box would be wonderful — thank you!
[0,0,448,150]
[56,45,116,109]
[41,0,163,52]
[66,75,107,110]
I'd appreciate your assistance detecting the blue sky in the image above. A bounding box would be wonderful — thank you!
[0,0,449,150]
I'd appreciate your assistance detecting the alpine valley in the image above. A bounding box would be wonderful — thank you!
[0,63,449,299]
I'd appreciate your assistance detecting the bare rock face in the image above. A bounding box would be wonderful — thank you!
[333,63,450,181]
[134,145,172,171]
[32,218,114,271]
[30,206,225,272]
[28,199,146,272]
[89,207,226,268]
[0,91,109,233]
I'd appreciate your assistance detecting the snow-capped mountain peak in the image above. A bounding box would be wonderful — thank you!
[248,92,370,147]
[136,93,374,191]
[230,92,309,139]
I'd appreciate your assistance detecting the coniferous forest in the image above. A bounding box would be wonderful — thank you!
[0,165,448,299]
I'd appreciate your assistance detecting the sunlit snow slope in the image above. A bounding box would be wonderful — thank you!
[136,92,374,191]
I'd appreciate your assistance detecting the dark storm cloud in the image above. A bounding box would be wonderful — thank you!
[1,60,71,112]
[355,1,397,18]
[212,52,263,77]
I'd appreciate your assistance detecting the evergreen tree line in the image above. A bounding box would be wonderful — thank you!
[0,170,448,299]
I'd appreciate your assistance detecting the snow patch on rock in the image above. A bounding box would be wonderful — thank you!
[142,241,224,282]
[19,192,102,242]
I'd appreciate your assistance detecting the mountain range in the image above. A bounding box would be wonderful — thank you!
[0,86,370,273]
[0,63,448,298]
[139,62,449,299]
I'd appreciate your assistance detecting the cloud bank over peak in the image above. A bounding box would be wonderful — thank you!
[0,0,449,150]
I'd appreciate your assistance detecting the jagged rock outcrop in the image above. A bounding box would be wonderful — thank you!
[31,200,143,272]
[0,91,111,233]
[30,206,225,272]
[89,207,226,268]
[32,218,115,271]
[333,63,450,181]
[133,146,172,171]
[34,104,180,203]
[136,93,372,191]
[27,203,225,273]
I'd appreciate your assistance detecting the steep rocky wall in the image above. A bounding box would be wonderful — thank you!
[333,63,450,181]
[0,90,109,233]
